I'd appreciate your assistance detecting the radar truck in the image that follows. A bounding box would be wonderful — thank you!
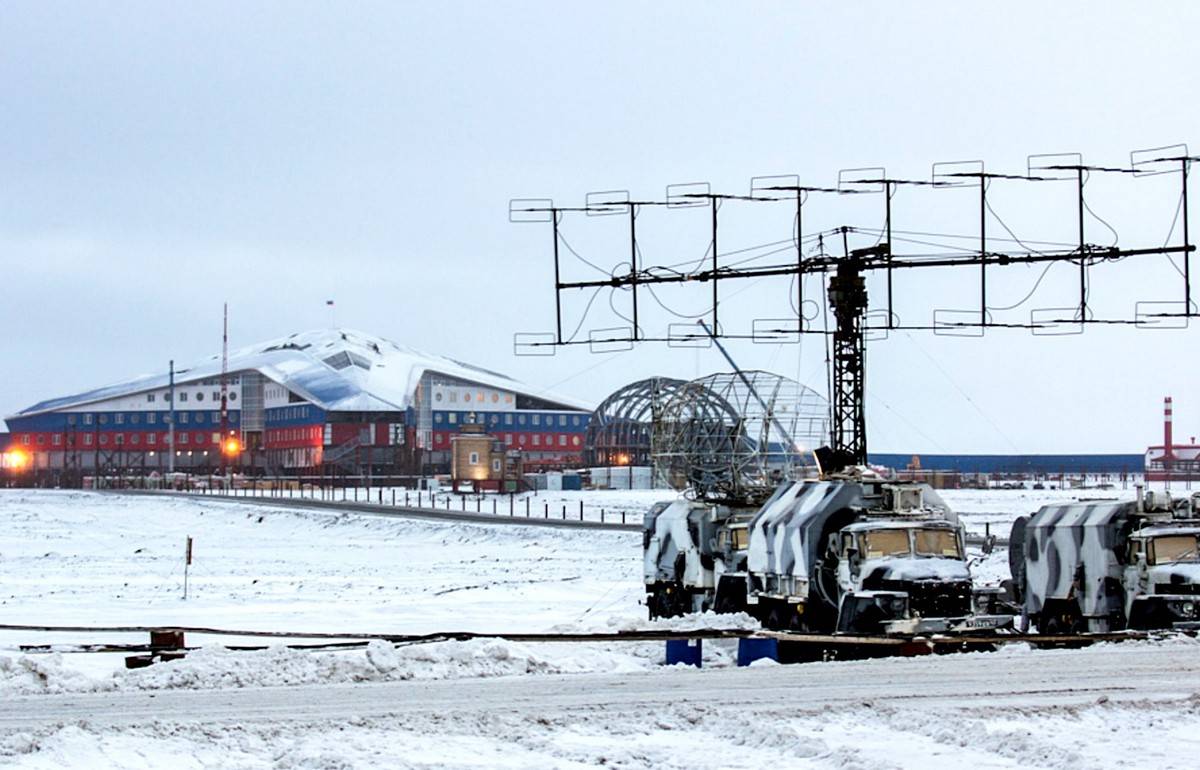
[643,468,1012,635]
[1009,488,1200,633]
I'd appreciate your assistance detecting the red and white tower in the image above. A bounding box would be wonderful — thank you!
[1164,396,1175,464]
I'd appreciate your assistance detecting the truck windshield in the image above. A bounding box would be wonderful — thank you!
[914,529,962,558]
[860,530,911,559]
[1151,535,1200,565]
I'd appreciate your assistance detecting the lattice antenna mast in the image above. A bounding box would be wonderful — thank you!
[511,147,1196,474]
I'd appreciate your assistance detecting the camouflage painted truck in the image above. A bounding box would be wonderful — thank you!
[1009,488,1200,633]
[643,468,1012,635]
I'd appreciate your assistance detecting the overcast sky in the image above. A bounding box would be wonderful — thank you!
[2,2,1197,454]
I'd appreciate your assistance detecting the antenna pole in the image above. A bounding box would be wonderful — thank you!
[711,197,719,333]
[1078,167,1087,320]
[980,178,987,324]
[796,192,804,322]
[885,182,894,328]
[552,210,563,342]
[630,204,639,341]
[1184,158,1192,316]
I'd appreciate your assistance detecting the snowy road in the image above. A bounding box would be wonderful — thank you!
[2,642,1197,730]
[4,642,1200,769]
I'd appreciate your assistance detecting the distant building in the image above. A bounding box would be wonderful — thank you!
[1145,396,1200,482]
[4,329,590,481]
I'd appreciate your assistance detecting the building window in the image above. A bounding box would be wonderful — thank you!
[115,413,124,425]
[212,392,219,402]
[229,392,237,401]
[468,451,480,465]
[131,434,140,446]
[504,414,512,425]
[100,435,108,446]
[131,414,140,425]
[504,394,513,404]
[83,434,93,446]
[195,412,205,424]
[533,435,540,446]
[448,413,457,424]
[492,458,501,472]
[52,434,62,446]
[477,392,484,403]
[164,393,172,402]
[434,414,443,425]
[491,393,499,403]
[518,415,526,425]
[532,414,540,426]
[84,414,93,425]
[518,435,526,445]
[449,391,457,403]
[559,415,567,427]
[115,434,124,446]
[99,414,108,425]
[147,413,157,425]
[211,432,220,444]
[148,434,156,445]
[559,435,567,447]
[572,436,581,446]
[196,392,204,402]
[179,412,189,424]
[147,393,156,403]
[179,392,188,402]
[178,433,188,445]
[464,392,471,402]
[572,415,581,427]
[435,392,443,402]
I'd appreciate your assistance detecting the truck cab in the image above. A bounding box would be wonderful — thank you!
[1125,525,1200,629]
[832,518,1007,634]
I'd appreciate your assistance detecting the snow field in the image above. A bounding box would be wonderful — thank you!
[4,485,1200,769]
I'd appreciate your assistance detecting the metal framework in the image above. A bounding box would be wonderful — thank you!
[583,377,688,468]
[653,371,828,504]
[511,146,1197,474]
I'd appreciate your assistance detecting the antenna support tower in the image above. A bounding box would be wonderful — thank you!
[512,147,1196,477]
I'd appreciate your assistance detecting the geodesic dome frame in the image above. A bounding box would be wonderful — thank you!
[652,371,829,504]
[583,377,688,467]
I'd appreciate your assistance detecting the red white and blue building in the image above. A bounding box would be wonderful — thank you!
[3,329,591,479]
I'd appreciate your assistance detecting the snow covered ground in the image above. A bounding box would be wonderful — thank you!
[3,487,1198,768]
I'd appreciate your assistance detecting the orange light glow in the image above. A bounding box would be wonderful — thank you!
[223,438,242,456]
[6,449,30,470]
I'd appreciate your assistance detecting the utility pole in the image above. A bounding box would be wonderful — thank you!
[168,360,176,474]
[219,303,230,478]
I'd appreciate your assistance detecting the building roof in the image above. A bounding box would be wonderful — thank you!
[11,328,590,418]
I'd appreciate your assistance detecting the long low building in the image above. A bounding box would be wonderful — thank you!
[4,328,591,480]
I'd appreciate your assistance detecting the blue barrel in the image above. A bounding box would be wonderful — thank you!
[665,638,702,667]
[737,637,778,666]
